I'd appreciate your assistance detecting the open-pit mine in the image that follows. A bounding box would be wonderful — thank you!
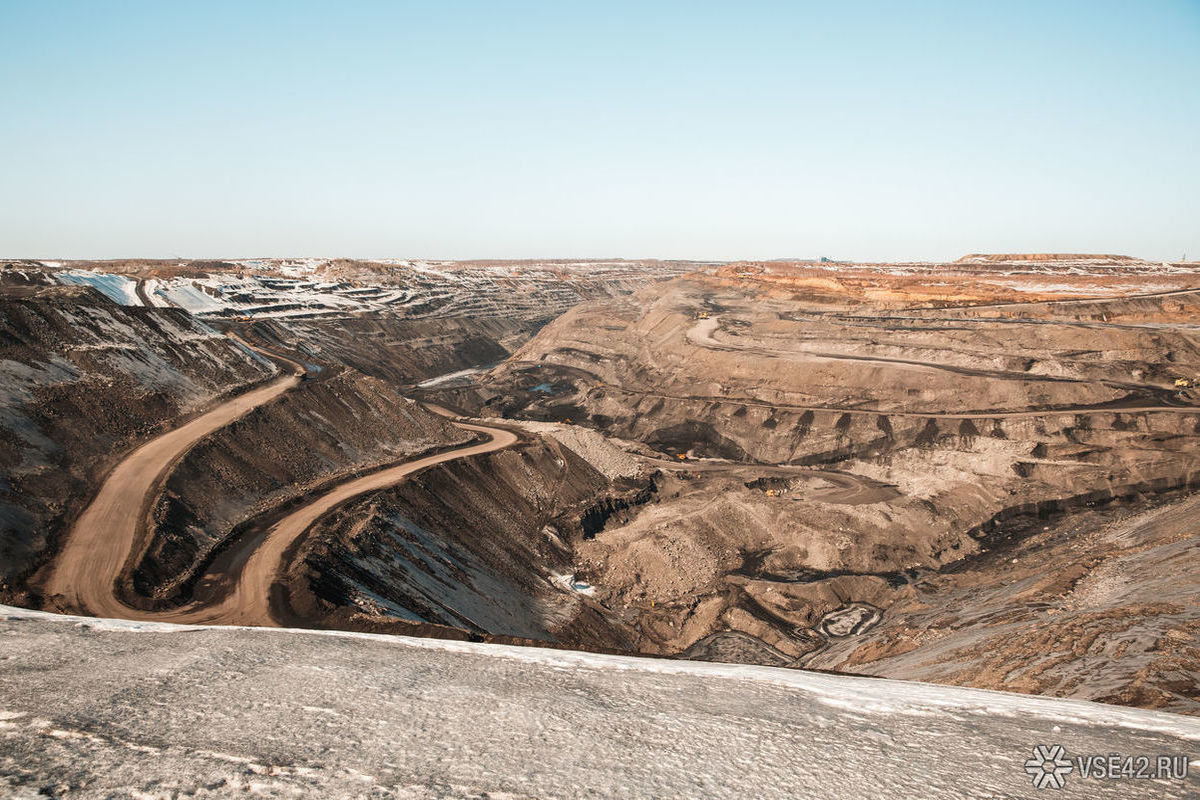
[3,253,1200,717]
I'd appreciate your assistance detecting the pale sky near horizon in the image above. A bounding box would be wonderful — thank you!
[1,1,1197,262]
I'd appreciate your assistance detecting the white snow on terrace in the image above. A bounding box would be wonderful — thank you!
[279,264,319,278]
[229,258,326,272]
[416,366,485,388]
[551,572,597,596]
[3,604,1199,742]
[31,258,692,325]
[159,281,226,314]
[140,278,173,308]
[1002,282,1123,295]
[54,270,141,306]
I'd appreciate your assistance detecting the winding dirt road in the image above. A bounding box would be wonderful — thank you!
[43,346,518,627]
[685,316,1169,394]
[514,358,1198,420]
[43,367,301,619]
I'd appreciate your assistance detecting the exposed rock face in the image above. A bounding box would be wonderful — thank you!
[954,253,1143,264]
[805,492,1200,714]
[250,314,530,386]
[15,257,705,324]
[299,437,640,649]
[1,267,575,609]
[7,257,1200,716]
[0,286,275,588]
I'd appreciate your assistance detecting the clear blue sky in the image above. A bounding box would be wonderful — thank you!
[2,1,1197,261]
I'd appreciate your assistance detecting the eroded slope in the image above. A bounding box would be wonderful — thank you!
[459,267,1200,710]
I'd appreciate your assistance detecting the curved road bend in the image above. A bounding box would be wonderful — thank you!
[44,361,302,619]
[183,418,516,626]
[45,341,518,627]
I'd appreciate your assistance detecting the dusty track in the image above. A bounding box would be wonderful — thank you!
[165,417,516,626]
[43,363,302,619]
[514,358,1198,420]
[685,317,1170,394]
[43,345,518,627]
[635,455,900,504]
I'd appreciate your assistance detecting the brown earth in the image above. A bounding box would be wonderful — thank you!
[438,264,1200,712]
[9,257,1200,715]
[0,286,277,592]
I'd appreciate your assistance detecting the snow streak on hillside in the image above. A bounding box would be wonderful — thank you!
[31,258,699,322]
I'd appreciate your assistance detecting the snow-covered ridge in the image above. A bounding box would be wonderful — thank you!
[23,259,697,322]
[53,270,141,306]
[3,604,1197,740]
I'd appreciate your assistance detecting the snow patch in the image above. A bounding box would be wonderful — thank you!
[416,366,485,388]
[5,604,1198,741]
[54,270,141,306]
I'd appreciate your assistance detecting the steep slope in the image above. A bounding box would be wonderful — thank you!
[131,374,471,606]
[297,436,640,648]
[0,286,276,592]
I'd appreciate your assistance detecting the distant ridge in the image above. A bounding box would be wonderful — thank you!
[955,253,1141,263]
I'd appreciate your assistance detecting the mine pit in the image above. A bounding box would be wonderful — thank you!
[5,255,1200,715]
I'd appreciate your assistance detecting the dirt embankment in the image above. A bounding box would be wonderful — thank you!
[130,373,472,606]
[115,313,554,609]
[483,278,1200,463]
[0,287,276,596]
[243,314,536,386]
[707,260,1198,308]
[297,437,643,649]
[2,278,550,609]
[39,381,521,629]
[954,252,1142,263]
[807,490,1200,715]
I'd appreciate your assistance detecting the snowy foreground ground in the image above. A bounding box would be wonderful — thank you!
[1,606,1198,799]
